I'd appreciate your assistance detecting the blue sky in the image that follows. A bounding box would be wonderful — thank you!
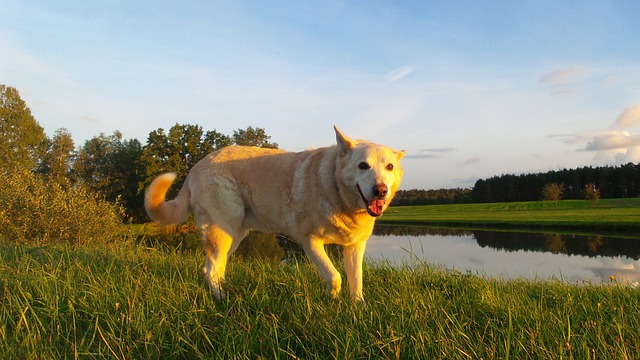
[2,1,640,189]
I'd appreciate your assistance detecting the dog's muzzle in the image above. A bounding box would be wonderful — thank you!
[357,183,388,217]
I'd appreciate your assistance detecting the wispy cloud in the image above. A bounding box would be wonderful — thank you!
[81,114,100,123]
[539,66,588,86]
[548,133,592,145]
[421,147,456,154]
[405,147,456,160]
[464,157,480,166]
[384,66,414,82]
[539,66,589,95]
[404,154,441,160]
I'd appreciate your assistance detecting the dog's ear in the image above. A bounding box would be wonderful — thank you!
[396,150,406,160]
[334,125,357,154]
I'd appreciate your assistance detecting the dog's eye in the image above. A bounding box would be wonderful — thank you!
[358,162,371,170]
[386,164,394,171]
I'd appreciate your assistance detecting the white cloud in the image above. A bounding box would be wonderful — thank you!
[584,130,640,164]
[624,146,640,162]
[615,104,640,128]
[578,103,640,164]
[585,130,638,151]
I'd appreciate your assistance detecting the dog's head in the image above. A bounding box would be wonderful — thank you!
[334,126,405,217]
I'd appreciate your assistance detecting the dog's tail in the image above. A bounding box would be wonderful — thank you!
[144,173,191,225]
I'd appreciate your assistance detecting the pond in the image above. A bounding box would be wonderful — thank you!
[366,226,640,286]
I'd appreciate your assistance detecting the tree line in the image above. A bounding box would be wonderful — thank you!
[1,85,278,223]
[393,164,638,206]
[391,188,472,206]
[470,164,639,203]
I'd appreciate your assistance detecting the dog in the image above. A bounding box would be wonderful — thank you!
[145,126,405,301]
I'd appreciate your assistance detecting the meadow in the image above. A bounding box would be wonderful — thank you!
[2,240,640,359]
[2,198,640,358]
[381,198,640,234]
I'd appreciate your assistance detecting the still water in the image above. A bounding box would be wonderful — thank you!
[366,226,640,286]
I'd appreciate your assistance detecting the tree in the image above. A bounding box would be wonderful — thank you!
[233,126,278,148]
[37,128,75,186]
[583,183,600,207]
[0,85,48,172]
[73,131,147,221]
[140,123,232,198]
[541,183,564,208]
[109,137,146,221]
[73,132,123,192]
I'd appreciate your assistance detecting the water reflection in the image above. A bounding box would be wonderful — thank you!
[367,226,640,285]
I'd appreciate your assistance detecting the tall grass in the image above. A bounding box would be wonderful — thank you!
[2,242,638,359]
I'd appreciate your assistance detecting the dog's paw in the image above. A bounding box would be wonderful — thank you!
[212,288,227,302]
[327,277,342,299]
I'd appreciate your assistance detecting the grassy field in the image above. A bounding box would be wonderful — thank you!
[380,198,640,234]
[2,242,640,359]
[2,199,640,358]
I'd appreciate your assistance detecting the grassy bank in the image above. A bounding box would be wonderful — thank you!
[2,242,639,359]
[380,198,640,233]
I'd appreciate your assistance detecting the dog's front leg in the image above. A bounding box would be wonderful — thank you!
[343,241,366,302]
[303,239,342,299]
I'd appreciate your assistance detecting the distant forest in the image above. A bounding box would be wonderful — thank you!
[392,163,640,205]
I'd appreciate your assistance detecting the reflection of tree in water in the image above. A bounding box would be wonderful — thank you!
[544,234,566,254]
[473,230,640,260]
[232,226,640,261]
[587,236,604,254]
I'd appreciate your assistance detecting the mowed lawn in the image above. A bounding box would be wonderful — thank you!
[381,198,640,232]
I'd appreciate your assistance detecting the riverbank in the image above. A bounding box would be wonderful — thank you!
[2,243,638,358]
[379,198,640,234]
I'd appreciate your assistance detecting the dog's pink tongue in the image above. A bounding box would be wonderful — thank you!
[369,199,385,216]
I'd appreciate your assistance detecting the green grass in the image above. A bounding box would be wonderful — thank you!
[381,198,640,233]
[2,242,639,359]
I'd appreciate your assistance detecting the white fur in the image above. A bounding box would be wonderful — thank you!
[145,126,405,301]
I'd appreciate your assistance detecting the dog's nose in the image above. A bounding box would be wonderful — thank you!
[372,184,388,198]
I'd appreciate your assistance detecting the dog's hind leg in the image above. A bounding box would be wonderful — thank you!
[303,238,342,299]
[201,224,239,301]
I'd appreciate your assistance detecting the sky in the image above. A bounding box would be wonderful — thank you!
[1,1,640,190]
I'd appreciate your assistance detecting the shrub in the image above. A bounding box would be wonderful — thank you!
[138,222,286,260]
[0,169,124,245]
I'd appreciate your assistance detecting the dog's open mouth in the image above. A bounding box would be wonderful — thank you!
[357,184,385,217]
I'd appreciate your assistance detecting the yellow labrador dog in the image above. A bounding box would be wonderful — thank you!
[145,126,405,301]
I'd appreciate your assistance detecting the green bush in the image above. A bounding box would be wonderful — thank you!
[0,169,124,245]
[137,222,286,260]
